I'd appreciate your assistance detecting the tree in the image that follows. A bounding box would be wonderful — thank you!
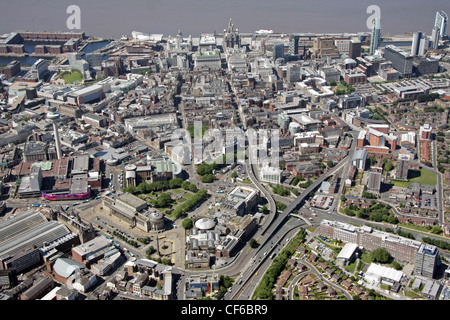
[384,161,394,171]
[156,193,173,208]
[261,205,268,214]
[201,173,216,183]
[230,171,238,179]
[146,246,156,257]
[137,182,150,194]
[123,185,137,194]
[182,218,193,229]
[370,247,390,264]
[169,177,184,189]
[392,261,403,270]
[327,160,334,168]
[196,162,217,176]
[249,238,258,248]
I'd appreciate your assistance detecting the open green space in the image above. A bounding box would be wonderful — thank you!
[409,168,437,185]
[392,168,437,188]
[60,70,82,84]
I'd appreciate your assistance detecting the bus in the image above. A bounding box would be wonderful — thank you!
[64,206,69,211]
[32,204,40,207]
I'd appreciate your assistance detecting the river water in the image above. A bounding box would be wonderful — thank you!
[0,0,448,38]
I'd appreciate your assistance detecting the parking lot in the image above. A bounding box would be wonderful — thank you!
[311,194,334,210]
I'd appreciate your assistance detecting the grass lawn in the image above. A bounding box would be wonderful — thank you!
[61,70,82,84]
[392,168,437,188]
[409,168,437,185]
[360,253,373,264]
[392,180,411,188]
[344,261,357,273]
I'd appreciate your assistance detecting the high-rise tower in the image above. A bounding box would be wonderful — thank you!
[411,31,422,56]
[434,11,448,37]
[369,17,381,55]
[431,27,440,50]
[47,111,62,160]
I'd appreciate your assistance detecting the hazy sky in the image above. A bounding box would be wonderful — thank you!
[0,0,449,37]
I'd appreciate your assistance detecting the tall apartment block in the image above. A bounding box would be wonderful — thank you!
[434,11,448,37]
[370,17,381,55]
[414,244,440,279]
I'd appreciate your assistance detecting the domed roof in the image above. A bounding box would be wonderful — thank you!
[195,218,216,230]
[149,211,163,221]
[53,258,84,279]
[125,164,137,171]
[344,58,357,65]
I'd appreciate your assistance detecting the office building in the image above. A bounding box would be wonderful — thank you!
[411,32,422,56]
[289,34,300,55]
[193,49,221,69]
[260,165,282,184]
[286,63,301,83]
[434,11,448,37]
[370,17,381,55]
[318,220,422,264]
[349,38,362,59]
[71,236,114,268]
[418,37,430,56]
[415,244,440,279]
[351,149,368,170]
[338,93,365,109]
[413,57,439,76]
[28,59,49,80]
[273,43,285,61]
[312,37,340,59]
[431,27,440,50]
[221,186,260,216]
[383,45,413,78]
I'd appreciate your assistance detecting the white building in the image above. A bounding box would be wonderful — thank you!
[260,165,282,184]
[351,149,368,170]
[364,263,405,286]
[336,243,358,266]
